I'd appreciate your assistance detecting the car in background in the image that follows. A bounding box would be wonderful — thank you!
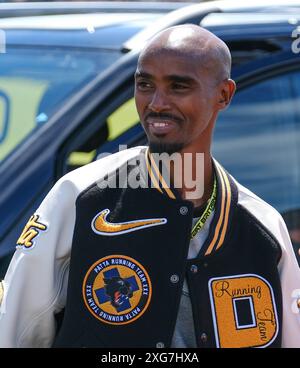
[0,1,191,274]
[0,0,300,276]
[0,1,188,165]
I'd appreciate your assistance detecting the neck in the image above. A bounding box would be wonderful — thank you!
[169,150,214,208]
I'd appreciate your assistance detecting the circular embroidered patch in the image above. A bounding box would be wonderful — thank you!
[82,255,152,325]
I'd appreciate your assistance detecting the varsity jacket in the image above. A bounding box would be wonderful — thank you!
[0,146,300,348]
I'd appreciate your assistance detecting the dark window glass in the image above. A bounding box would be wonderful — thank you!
[213,69,300,257]
[0,47,120,164]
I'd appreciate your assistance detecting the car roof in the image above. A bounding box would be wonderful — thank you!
[0,2,192,50]
[123,0,300,51]
[0,1,190,17]
[201,11,299,43]
[2,0,299,50]
[1,13,168,49]
[0,13,167,30]
[202,13,300,28]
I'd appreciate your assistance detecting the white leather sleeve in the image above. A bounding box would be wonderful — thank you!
[0,177,75,347]
[238,183,300,348]
[0,146,143,347]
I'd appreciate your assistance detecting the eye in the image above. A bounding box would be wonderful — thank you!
[172,83,190,92]
[136,80,153,91]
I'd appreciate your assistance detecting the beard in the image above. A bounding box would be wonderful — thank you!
[148,140,184,155]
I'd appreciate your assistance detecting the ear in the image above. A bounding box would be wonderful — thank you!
[216,79,236,110]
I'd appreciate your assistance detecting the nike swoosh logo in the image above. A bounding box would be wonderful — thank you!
[91,209,167,236]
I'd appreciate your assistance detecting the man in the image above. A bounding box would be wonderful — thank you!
[0,25,300,348]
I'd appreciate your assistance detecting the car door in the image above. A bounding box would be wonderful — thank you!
[213,55,300,263]
[0,52,140,276]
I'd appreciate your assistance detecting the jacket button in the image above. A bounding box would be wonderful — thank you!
[170,274,179,283]
[190,265,198,274]
[179,206,188,215]
[200,333,208,343]
[156,342,164,348]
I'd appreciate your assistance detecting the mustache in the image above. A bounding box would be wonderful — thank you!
[145,112,183,124]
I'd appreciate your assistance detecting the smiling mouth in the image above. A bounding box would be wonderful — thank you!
[146,118,179,136]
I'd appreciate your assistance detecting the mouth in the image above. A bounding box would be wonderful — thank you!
[146,118,180,136]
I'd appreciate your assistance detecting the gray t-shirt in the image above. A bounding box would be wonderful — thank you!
[171,211,214,348]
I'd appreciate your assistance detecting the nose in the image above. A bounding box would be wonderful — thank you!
[148,89,171,113]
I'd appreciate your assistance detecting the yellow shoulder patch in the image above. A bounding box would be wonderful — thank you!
[17,214,47,249]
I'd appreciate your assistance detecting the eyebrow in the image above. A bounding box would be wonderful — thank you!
[135,71,196,84]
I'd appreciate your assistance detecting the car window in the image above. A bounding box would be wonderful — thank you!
[107,97,139,141]
[213,68,300,220]
[0,47,121,165]
[66,97,139,170]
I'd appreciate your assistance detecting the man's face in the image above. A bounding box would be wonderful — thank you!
[134,50,220,154]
